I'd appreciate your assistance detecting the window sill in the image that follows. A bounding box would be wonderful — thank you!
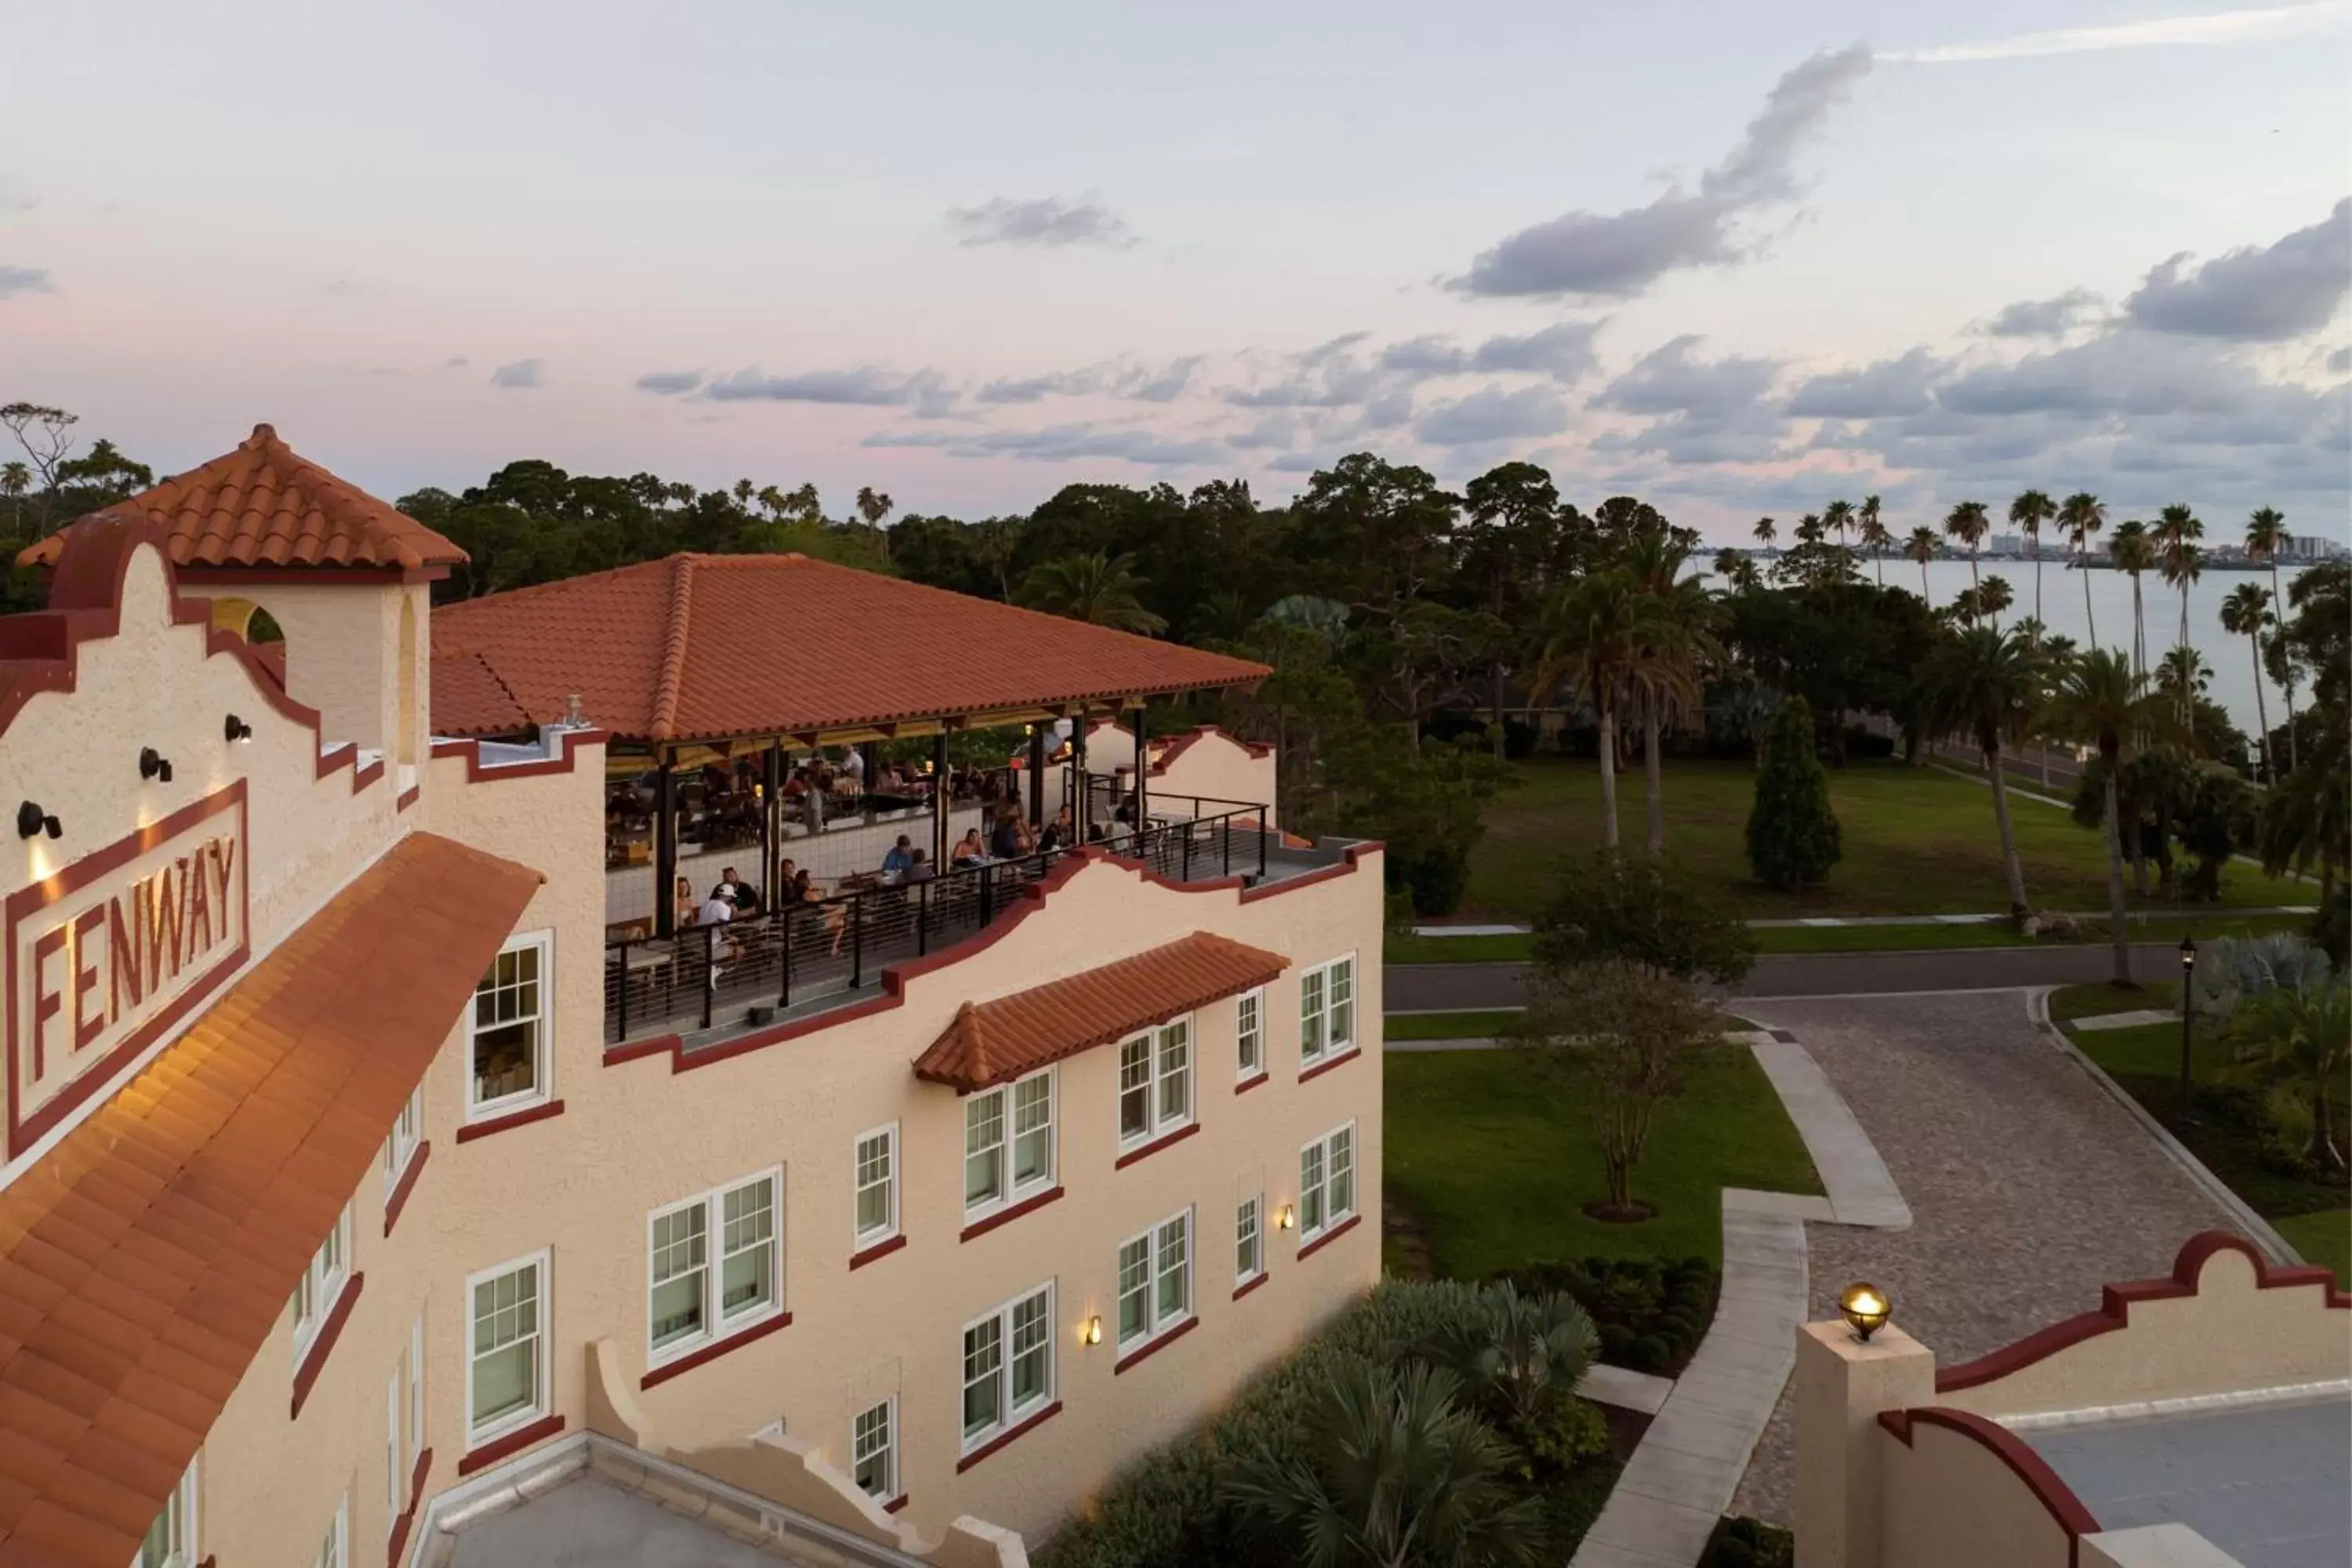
[641,1310,793,1390]
[1232,1272,1269,1301]
[849,1234,907,1271]
[954,1399,1062,1474]
[455,1098,566,1144]
[882,1494,909,1515]
[1298,1212,1363,1260]
[1113,1314,1198,1374]
[383,1142,430,1237]
[1235,1072,1269,1095]
[959,1184,1063,1243]
[1112,1121,1200,1171]
[290,1272,365,1419]
[1298,1047,1361,1084]
[459,1412,567,1477]
[387,1449,433,1567]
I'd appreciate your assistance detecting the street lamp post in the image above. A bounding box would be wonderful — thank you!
[2177,933,2197,1118]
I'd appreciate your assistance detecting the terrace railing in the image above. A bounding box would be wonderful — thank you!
[604,799,1274,1046]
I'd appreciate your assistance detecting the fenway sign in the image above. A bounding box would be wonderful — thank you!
[6,782,249,1157]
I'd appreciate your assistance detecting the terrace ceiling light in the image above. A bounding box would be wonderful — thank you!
[1838,1281,1891,1343]
[16,800,60,840]
[139,746,174,783]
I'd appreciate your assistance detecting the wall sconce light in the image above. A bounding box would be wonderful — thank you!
[224,714,254,743]
[1081,1316,1103,1347]
[16,800,61,840]
[1838,1282,1891,1343]
[139,747,174,783]
[1275,1204,1297,1232]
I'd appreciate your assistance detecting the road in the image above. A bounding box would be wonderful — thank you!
[1386,941,2187,1011]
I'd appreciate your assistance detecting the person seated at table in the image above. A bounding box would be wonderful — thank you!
[1038,806,1075,853]
[673,875,697,928]
[990,809,1031,860]
[694,885,739,972]
[951,827,985,866]
[882,835,915,875]
[903,848,936,884]
[713,866,760,914]
[842,747,866,787]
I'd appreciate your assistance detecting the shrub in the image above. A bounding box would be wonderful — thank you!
[1708,1516,1796,1568]
[1748,695,1842,890]
[1632,1334,1672,1372]
[1497,1254,1719,1375]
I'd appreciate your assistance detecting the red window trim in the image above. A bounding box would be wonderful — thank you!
[640,1310,793,1391]
[1112,1314,1199,1374]
[1112,1120,1200,1171]
[954,1399,1062,1473]
[383,1142,431,1237]
[458,1413,567,1477]
[289,1272,366,1419]
[1232,1271,1269,1301]
[959,1184,1064,1243]
[454,1098,567,1144]
[1234,1072,1269,1095]
[1297,1212,1362,1260]
[849,1234,908,1271]
[386,1449,433,1567]
[1298,1047,1361,1084]
[883,1494,909,1515]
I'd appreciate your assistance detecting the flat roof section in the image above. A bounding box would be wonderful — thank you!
[445,1472,889,1568]
[2024,1394,2351,1568]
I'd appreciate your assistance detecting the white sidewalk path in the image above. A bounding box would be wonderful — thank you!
[1571,1029,1910,1568]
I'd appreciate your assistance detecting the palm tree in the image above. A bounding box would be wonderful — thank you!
[2259,756,2350,955]
[2058,492,2107,651]
[1428,1282,1599,1435]
[1918,626,2045,919]
[2245,508,2297,771]
[1904,527,1937,604]
[2155,503,2205,654]
[2109,520,2155,678]
[1530,571,1646,850]
[1943,500,1991,590]
[2228,978,2349,1173]
[1823,499,1855,547]
[2220,583,2276,784]
[1794,512,1825,546]
[2045,651,2174,984]
[1752,516,1778,556]
[1978,574,2015,631]
[2158,645,2211,735]
[2009,490,2056,635]
[0,459,26,531]
[1857,494,1889,586]
[854,485,894,528]
[1017,550,1167,633]
[1221,1360,1545,1568]
[1624,530,1719,855]
[973,516,1025,600]
[1713,546,1759,591]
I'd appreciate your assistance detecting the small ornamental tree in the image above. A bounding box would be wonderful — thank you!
[1746,695,1842,891]
[1533,848,1758,987]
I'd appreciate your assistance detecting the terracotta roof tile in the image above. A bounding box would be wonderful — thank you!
[913,931,1288,1092]
[0,831,541,1563]
[15,426,466,573]
[430,551,1271,742]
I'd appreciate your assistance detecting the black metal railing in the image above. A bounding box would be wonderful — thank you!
[604,800,1275,1046]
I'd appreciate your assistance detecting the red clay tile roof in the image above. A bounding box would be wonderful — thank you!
[16,425,467,572]
[913,931,1288,1091]
[429,552,1271,743]
[0,833,542,1565]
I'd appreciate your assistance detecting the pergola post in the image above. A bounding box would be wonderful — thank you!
[1069,715,1088,837]
[1027,723,1046,827]
[654,753,678,937]
[931,731,950,866]
[1130,703,1149,855]
[760,742,782,908]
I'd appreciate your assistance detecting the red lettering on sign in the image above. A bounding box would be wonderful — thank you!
[210,837,237,931]
[143,862,185,990]
[71,906,105,1053]
[187,851,212,954]
[30,925,67,1078]
[107,891,144,1025]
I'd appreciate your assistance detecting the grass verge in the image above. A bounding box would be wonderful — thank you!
[1385,1010,1524,1041]
[1383,1045,1820,1274]
[1385,912,2312,967]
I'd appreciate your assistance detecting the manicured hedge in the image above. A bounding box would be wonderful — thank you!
[1501,1254,1717,1375]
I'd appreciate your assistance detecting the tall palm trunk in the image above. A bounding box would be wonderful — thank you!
[1918,559,1931,604]
[2270,556,2298,772]
[2032,546,2044,630]
[2101,753,2132,985]
[2246,627,2273,786]
[1596,697,1621,850]
[1984,733,2031,919]
[1642,698,1665,855]
[2082,550,2100,652]
[2130,577,2146,679]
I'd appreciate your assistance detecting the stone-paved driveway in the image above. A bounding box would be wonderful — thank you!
[1728,989,2241,1523]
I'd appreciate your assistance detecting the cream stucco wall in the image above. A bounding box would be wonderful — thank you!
[1149,728,1278,820]
[183,577,432,767]
[1877,1417,2076,1568]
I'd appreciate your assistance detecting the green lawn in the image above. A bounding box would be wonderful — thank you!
[2050,991,2350,1285]
[1464,758,2298,922]
[1384,1046,1820,1274]
[2048,980,2181,1022]
[1385,932,1537,964]
[1385,1010,1525,1041]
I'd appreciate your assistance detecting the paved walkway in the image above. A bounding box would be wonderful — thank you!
[2071,1007,2178,1031]
[1724,989,2244,1526]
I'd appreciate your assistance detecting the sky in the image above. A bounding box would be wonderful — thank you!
[2,0,2347,542]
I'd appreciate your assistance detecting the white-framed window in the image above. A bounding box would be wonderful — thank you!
[292,1203,353,1359]
[964,1068,1054,1219]
[1116,1208,1192,1349]
[960,1283,1054,1452]
[1299,1123,1357,1241]
[648,1169,782,1360]
[135,1455,198,1568]
[1116,1018,1192,1146]
[310,1495,347,1568]
[851,1397,897,1501]
[469,932,551,1118]
[384,1368,401,1526]
[384,1086,423,1193]
[1299,956,1356,1066]
[1236,1196,1262,1285]
[408,1314,425,1472]
[466,1250,548,1442]
[854,1123,898,1248]
[1236,988,1264,1080]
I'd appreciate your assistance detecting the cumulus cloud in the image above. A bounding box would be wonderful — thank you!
[1889,2,2348,64]
[1599,336,1781,416]
[0,264,54,298]
[975,356,1202,405]
[866,422,1219,466]
[1470,321,1606,382]
[1454,47,1871,298]
[2328,347,2352,374]
[634,369,704,395]
[1381,336,1468,376]
[705,365,949,408]
[1784,347,1944,418]
[1417,385,1573,445]
[1984,288,2104,339]
[490,358,545,390]
[2123,198,2351,341]
[948,194,1137,249]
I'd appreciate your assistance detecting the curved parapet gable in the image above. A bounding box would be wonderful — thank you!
[1877,1406,2098,1568]
[1936,1231,2349,1419]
